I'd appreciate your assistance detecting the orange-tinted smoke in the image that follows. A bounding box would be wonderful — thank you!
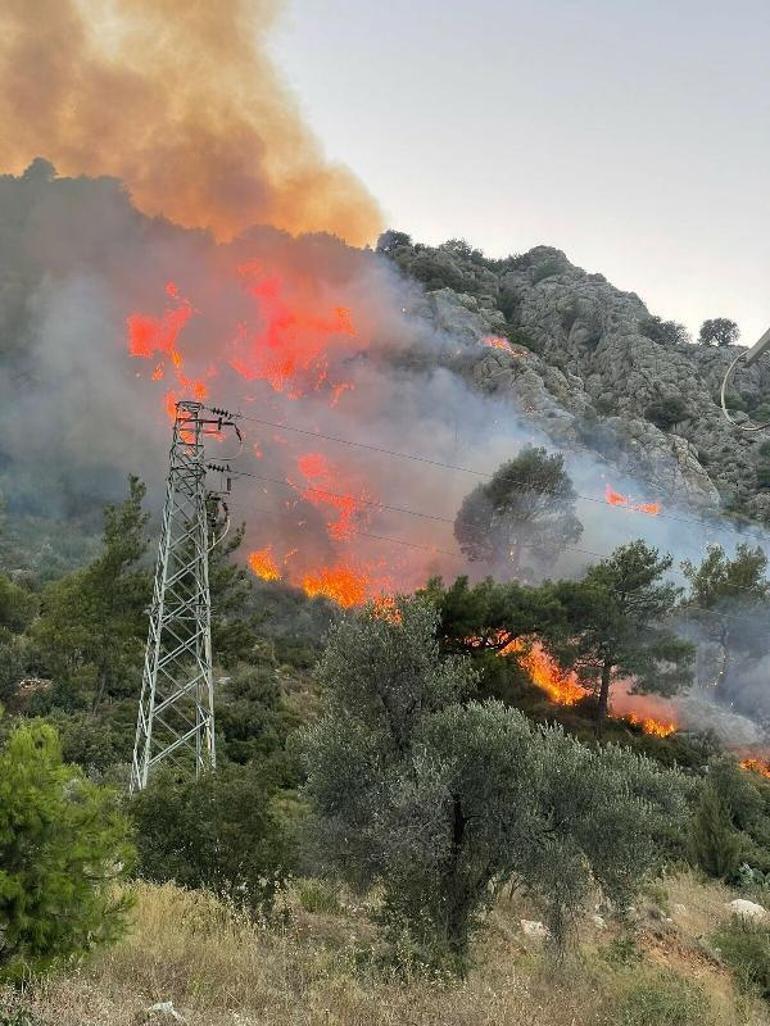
[0,0,382,245]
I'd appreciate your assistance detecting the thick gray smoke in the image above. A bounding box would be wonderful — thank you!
[1,163,769,742]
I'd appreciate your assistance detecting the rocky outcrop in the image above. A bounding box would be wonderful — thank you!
[387,237,770,519]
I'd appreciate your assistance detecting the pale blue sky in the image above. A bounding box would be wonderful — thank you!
[271,0,770,343]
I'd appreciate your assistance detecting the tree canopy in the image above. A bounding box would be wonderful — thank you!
[557,541,694,724]
[698,318,740,347]
[301,596,690,968]
[454,446,582,578]
[0,717,134,981]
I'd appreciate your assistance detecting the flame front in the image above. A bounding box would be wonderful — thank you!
[502,639,584,706]
[301,564,372,608]
[294,451,369,542]
[248,546,282,582]
[625,712,676,738]
[740,756,770,779]
[604,484,661,517]
[230,262,357,398]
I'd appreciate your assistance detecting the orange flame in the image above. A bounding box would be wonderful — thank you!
[604,484,661,517]
[230,262,357,398]
[247,546,282,582]
[483,335,514,353]
[502,639,584,706]
[302,564,370,608]
[740,757,770,779]
[294,451,369,541]
[470,634,680,736]
[605,485,629,508]
[127,282,193,359]
[127,282,209,420]
[625,712,676,738]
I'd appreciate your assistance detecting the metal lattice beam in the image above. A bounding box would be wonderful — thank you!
[130,400,238,792]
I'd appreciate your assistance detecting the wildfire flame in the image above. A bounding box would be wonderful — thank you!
[127,282,209,420]
[483,335,514,354]
[230,261,356,398]
[301,564,371,608]
[625,712,677,738]
[604,484,661,517]
[294,451,369,541]
[247,546,282,582]
[502,638,584,706]
[740,757,770,780]
[479,635,679,736]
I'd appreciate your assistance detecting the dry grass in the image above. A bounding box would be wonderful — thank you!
[4,875,770,1026]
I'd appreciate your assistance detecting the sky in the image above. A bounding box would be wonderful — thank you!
[271,0,770,343]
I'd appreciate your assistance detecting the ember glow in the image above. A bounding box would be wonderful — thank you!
[604,484,661,516]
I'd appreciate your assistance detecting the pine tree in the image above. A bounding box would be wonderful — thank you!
[691,783,741,880]
[0,718,134,980]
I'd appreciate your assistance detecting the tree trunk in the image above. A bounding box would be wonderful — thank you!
[596,659,612,730]
[714,624,730,702]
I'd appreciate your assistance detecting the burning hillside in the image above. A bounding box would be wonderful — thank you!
[2,2,770,752]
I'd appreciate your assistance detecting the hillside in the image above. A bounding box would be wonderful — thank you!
[5,874,770,1026]
[381,234,770,521]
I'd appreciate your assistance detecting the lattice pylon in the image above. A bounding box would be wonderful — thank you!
[130,401,217,792]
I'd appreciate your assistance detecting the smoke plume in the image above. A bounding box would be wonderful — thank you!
[0,0,382,244]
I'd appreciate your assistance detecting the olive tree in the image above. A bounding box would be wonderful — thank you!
[301,597,690,970]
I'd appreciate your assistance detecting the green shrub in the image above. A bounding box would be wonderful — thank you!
[638,316,689,347]
[712,917,770,999]
[296,878,342,914]
[595,396,617,416]
[724,393,747,412]
[699,318,739,348]
[644,397,689,430]
[131,763,293,913]
[599,969,713,1025]
[532,257,564,284]
[757,464,770,490]
[0,1009,41,1026]
[0,718,134,982]
[690,783,742,880]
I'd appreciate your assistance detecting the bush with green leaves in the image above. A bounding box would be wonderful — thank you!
[130,762,293,913]
[0,717,134,981]
[644,397,690,430]
[638,316,689,347]
[712,917,770,1000]
[532,256,565,284]
[690,783,741,880]
[301,598,690,970]
[598,968,713,1026]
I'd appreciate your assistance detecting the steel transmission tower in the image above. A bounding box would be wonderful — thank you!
[130,400,240,792]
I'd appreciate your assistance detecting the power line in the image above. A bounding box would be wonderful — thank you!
[206,405,748,535]
[226,487,609,562]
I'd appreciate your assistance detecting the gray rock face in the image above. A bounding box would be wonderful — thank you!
[388,239,770,519]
